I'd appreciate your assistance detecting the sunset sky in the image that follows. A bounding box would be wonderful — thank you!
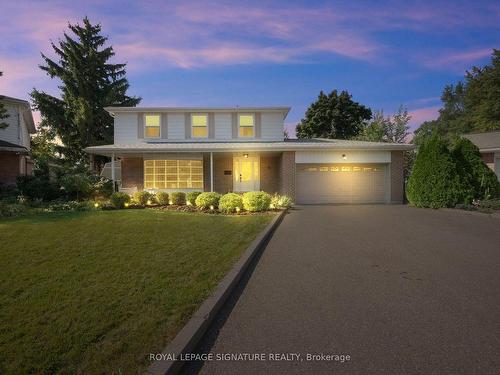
[1,0,499,136]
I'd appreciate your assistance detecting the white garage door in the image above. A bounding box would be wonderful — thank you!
[296,164,388,204]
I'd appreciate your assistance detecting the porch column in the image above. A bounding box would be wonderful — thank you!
[210,152,214,192]
[111,153,116,191]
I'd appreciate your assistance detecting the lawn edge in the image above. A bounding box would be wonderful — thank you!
[145,209,287,375]
[440,208,500,219]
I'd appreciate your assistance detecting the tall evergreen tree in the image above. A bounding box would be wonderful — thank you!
[0,71,10,129]
[296,90,372,139]
[31,17,140,165]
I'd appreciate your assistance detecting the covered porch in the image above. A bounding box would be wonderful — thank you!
[93,151,292,196]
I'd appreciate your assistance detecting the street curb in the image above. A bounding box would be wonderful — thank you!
[440,208,500,219]
[145,209,287,375]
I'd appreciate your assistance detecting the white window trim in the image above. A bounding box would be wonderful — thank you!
[144,113,161,139]
[191,113,209,139]
[238,113,255,138]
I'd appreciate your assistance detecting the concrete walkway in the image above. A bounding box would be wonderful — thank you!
[185,205,500,375]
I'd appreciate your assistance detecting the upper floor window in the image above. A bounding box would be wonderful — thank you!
[238,114,254,137]
[145,114,160,138]
[191,114,208,138]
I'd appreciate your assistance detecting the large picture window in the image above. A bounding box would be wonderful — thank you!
[145,114,160,138]
[144,160,203,189]
[238,114,254,137]
[191,114,208,138]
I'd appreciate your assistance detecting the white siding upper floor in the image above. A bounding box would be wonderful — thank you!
[0,98,35,149]
[108,107,290,144]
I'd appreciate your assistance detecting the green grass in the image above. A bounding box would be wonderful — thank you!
[0,209,273,374]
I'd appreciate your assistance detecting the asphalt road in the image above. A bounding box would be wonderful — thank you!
[184,205,500,375]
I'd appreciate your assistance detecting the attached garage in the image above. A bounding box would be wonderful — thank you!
[296,163,389,204]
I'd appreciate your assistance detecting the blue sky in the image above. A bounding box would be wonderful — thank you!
[0,0,499,136]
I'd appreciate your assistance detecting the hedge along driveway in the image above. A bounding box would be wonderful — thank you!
[0,209,273,374]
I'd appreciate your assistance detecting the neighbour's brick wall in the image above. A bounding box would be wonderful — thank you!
[280,151,295,200]
[213,154,233,193]
[0,152,21,186]
[121,157,143,190]
[260,154,280,194]
[390,151,404,203]
[481,152,494,164]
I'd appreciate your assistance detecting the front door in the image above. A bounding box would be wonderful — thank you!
[233,156,260,192]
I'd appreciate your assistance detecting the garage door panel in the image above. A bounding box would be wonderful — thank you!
[296,164,387,204]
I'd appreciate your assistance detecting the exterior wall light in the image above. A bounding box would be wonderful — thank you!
[342,154,347,160]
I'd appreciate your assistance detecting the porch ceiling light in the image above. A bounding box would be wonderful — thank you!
[342,154,347,160]
[243,153,249,158]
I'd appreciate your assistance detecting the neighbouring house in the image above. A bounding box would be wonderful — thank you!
[85,107,414,204]
[0,96,36,186]
[464,131,500,181]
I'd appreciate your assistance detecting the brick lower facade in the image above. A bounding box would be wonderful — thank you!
[390,150,404,203]
[280,151,295,199]
[121,157,143,190]
[0,152,22,186]
[260,154,281,194]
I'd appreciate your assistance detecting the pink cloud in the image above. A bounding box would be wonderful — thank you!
[420,48,492,71]
[408,106,440,130]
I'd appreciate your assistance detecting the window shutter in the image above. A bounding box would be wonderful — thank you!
[231,113,238,138]
[255,113,261,139]
[184,113,191,139]
[161,113,168,139]
[208,113,215,139]
[137,113,144,138]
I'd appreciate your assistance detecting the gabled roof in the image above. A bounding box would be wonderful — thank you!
[0,139,29,153]
[464,131,500,152]
[85,138,414,155]
[0,95,36,133]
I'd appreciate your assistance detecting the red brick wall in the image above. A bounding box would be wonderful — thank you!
[213,154,233,193]
[280,151,295,200]
[481,152,494,164]
[121,157,143,190]
[260,154,280,194]
[0,152,21,186]
[390,151,404,203]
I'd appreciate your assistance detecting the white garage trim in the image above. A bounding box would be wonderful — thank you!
[295,150,391,164]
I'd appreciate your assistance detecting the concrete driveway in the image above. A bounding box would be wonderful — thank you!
[186,205,500,375]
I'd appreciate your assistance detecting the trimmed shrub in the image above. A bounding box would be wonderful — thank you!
[46,200,93,212]
[406,136,470,208]
[170,192,186,205]
[452,137,500,200]
[16,175,60,201]
[219,193,243,213]
[156,192,169,205]
[270,194,293,209]
[110,192,131,209]
[242,191,272,212]
[186,191,202,206]
[0,202,27,218]
[133,191,152,205]
[195,192,221,209]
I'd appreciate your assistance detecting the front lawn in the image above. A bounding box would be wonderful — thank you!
[0,209,273,374]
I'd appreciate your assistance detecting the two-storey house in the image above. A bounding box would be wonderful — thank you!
[0,96,36,185]
[85,106,413,204]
